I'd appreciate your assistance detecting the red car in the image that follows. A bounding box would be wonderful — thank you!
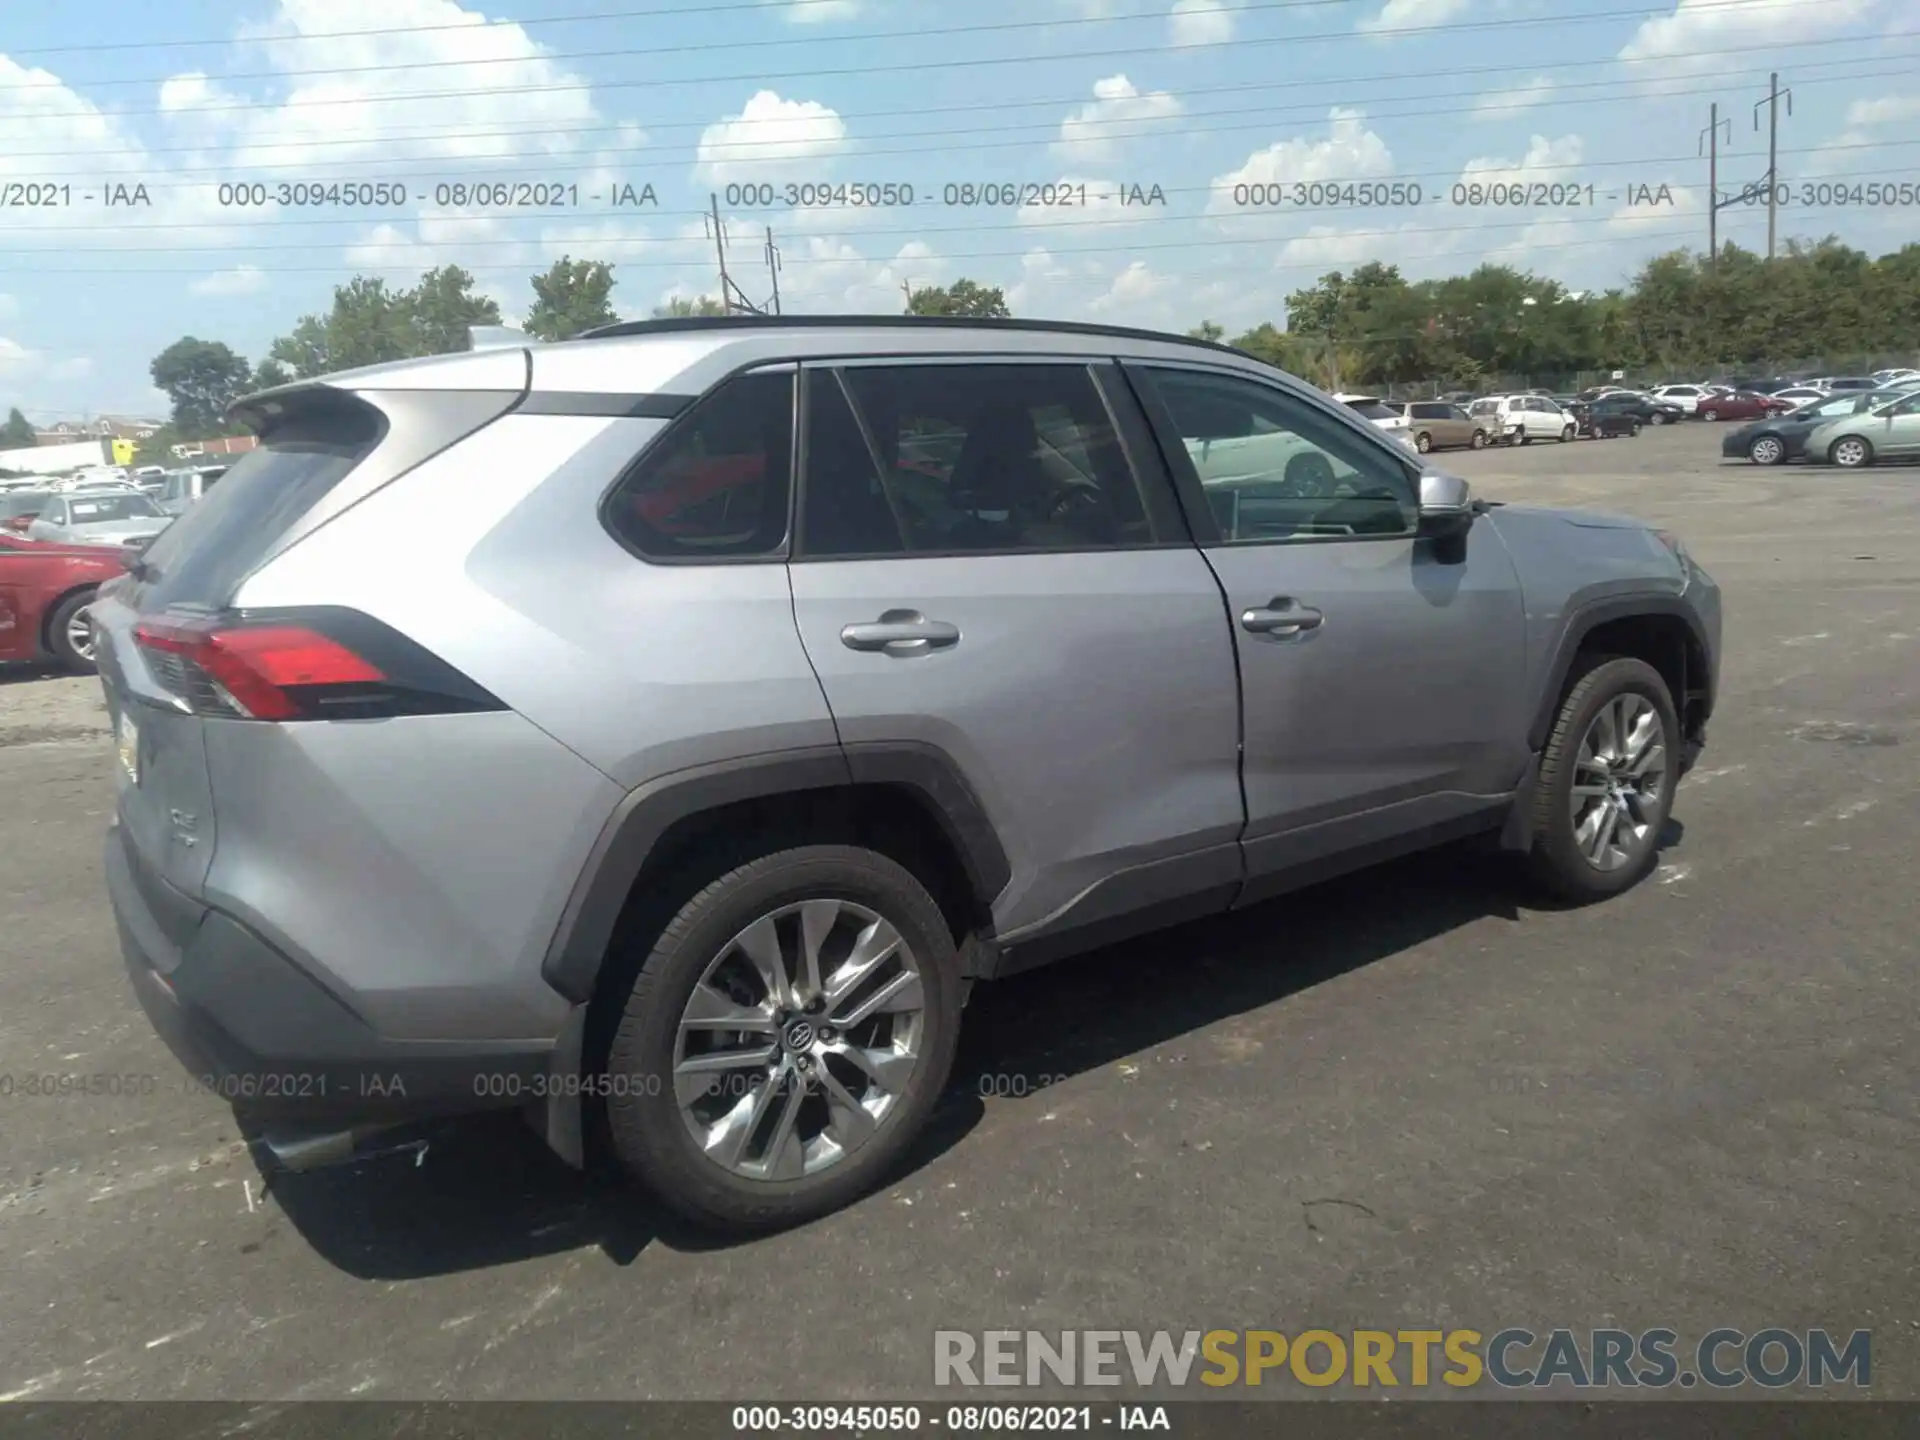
[1695,391,1793,422]
[0,533,129,673]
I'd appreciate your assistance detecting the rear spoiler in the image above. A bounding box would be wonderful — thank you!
[225,341,532,434]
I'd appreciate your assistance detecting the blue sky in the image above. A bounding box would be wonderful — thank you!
[2,0,1916,420]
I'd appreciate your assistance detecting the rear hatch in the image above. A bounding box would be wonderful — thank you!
[91,394,389,907]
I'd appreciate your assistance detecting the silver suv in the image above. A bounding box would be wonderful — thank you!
[95,317,1721,1231]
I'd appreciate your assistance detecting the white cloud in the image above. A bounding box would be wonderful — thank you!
[695,90,850,184]
[1846,94,1920,126]
[1208,108,1395,214]
[0,337,37,378]
[1457,133,1585,187]
[189,265,269,297]
[1357,0,1471,35]
[1169,0,1235,47]
[1620,0,1879,76]
[1054,76,1182,165]
[775,0,859,19]
[1471,77,1555,120]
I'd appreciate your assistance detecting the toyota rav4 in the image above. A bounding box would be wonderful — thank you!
[95,316,1721,1232]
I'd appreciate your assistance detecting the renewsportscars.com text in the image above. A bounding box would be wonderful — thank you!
[933,1328,1870,1390]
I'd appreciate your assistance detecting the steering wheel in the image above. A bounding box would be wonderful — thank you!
[1045,481,1108,525]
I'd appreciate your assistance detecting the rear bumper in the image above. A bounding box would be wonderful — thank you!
[106,822,555,1129]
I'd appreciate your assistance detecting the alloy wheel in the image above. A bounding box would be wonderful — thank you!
[1569,693,1667,872]
[1750,436,1784,465]
[1833,437,1870,468]
[673,898,926,1182]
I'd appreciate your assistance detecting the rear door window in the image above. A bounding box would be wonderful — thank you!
[138,400,385,611]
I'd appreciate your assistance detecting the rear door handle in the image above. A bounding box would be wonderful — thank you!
[1240,599,1323,636]
[840,610,961,654]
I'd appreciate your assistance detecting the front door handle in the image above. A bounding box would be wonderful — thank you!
[1240,599,1323,636]
[840,609,961,654]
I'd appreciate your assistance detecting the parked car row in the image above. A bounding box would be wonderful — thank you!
[1723,385,1920,468]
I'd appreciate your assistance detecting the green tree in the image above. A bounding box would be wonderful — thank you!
[0,407,36,447]
[149,337,253,434]
[403,264,501,356]
[525,257,619,340]
[905,278,1011,318]
[652,295,729,318]
[266,267,501,380]
[252,358,294,392]
[1188,321,1226,342]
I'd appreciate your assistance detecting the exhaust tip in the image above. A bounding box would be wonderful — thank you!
[250,1123,428,1174]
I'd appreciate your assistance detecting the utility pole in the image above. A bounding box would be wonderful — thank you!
[901,279,914,312]
[763,226,782,316]
[1753,72,1793,260]
[706,194,736,311]
[1699,103,1732,268]
[705,193,766,316]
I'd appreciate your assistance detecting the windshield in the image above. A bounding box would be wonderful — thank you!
[1344,401,1396,420]
[0,491,53,519]
[62,494,163,523]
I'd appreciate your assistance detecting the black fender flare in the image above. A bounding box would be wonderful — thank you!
[539,742,1012,1005]
[1526,592,1714,753]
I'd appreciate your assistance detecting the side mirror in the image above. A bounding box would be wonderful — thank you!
[1416,470,1476,542]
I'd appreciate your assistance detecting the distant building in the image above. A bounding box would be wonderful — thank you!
[35,415,164,445]
[171,434,259,458]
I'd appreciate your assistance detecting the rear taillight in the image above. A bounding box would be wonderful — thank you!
[131,608,504,722]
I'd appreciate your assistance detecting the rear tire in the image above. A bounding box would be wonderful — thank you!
[47,589,98,675]
[1701,409,1719,422]
[602,844,962,1233]
[1650,412,1669,425]
[1415,432,1432,454]
[1559,424,1576,443]
[1526,656,1679,903]
[1470,430,1487,450]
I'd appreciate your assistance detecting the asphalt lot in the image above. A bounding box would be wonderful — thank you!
[2,423,1917,1403]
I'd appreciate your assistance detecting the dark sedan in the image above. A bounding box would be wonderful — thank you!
[1588,392,1688,426]
[1565,400,1640,439]
[1721,388,1908,465]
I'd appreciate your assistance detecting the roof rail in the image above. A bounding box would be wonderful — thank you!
[571,312,1247,357]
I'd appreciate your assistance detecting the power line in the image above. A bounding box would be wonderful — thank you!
[7,33,1896,162]
[0,223,1796,276]
[7,0,1359,92]
[7,47,1909,178]
[0,0,1308,59]
[0,0,1839,121]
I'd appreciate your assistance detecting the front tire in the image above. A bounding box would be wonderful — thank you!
[1415,431,1432,454]
[1830,435,1874,468]
[1470,429,1487,450]
[603,845,961,1232]
[1749,434,1786,466]
[1560,424,1576,443]
[1701,409,1719,422]
[1650,412,1669,425]
[47,589,98,674]
[1527,656,1679,902]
